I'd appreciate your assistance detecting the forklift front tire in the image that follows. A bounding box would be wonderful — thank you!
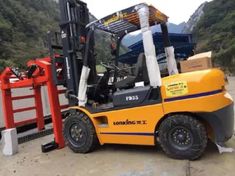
[158,114,207,160]
[63,112,98,153]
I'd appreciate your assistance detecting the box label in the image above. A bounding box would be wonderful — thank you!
[165,81,188,97]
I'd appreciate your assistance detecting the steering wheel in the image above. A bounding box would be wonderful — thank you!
[100,62,116,71]
[100,62,133,78]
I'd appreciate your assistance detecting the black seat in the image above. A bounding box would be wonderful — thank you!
[115,53,149,89]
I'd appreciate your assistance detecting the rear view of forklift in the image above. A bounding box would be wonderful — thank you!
[57,0,234,160]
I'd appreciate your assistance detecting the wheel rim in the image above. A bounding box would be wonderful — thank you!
[168,126,193,150]
[69,123,87,147]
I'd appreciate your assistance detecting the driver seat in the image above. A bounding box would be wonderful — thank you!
[115,53,149,89]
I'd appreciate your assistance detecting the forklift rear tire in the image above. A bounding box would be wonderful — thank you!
[158,114,207,160]
[63,112,98,153]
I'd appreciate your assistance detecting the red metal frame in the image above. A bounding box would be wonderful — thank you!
[0,57,67,149]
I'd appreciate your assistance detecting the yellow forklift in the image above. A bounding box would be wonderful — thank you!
[55,1,234,160]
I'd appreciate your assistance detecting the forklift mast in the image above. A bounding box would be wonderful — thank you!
[53,0,93,106]
[50,1,177,107]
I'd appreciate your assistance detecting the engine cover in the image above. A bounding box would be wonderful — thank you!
[113,86,151,107]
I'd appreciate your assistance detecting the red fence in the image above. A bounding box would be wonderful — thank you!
[0,57,67,149]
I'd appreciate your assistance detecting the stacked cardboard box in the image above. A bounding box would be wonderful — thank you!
[180,51,213,73]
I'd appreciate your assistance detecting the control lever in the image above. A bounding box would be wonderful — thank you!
[10,67,23,80]
[65,90,79,101]
[27,65,38,79]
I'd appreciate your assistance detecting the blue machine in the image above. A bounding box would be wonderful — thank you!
[119,32,195,65]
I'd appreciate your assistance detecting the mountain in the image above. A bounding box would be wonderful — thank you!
[122,22,186,47]
[0,0,59,71]
[169,22,187,33]
[193,0,235,74]
[0,0,115,72]
[150,22,186,34]
[182,2,208,33]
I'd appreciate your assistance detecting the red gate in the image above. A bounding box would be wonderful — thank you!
[0,57,67,149]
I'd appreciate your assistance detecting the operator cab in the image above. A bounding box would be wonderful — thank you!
[79,3,176,111]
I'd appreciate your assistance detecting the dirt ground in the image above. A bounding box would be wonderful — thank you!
[0,77,234,176]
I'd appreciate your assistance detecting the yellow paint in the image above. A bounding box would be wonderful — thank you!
[72,103,164,145]
[154,9,168,22]
[70,69,233,146]
[104,12,128,26]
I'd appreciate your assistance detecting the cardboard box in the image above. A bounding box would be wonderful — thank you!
[188,51,212,60]
[180,51,213,73]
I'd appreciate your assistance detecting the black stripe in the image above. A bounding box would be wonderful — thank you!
[100,132,154,136]
[164,89,223,102]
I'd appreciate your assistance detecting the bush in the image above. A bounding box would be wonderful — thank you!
[193,0,235,73]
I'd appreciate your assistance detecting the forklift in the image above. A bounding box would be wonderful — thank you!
[50,0,234,160]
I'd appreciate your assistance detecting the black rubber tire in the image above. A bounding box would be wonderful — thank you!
[158,114,207,160]
[63,112,98,153]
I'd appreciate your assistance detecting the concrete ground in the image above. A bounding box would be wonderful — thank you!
[0,77,234,176]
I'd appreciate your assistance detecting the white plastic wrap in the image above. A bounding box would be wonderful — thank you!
[165,46,179,75]
[78,66,90,107]
[216,143,234,154]
[137,4,162,87]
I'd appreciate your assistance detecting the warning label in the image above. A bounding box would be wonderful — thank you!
[165,81,188,97]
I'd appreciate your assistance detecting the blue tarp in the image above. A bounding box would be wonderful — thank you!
[119,32,195,65]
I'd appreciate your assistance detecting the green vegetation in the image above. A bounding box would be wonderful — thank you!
[193,0,235,74]
[0,0,60,71]
[1,0,235,74]
[0,0,123,73]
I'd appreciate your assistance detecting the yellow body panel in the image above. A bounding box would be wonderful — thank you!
[162,69,225,100]
[163,92,232,114]
[161,69,231,113]
[71,69,233,146]
[73,104,164,145]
